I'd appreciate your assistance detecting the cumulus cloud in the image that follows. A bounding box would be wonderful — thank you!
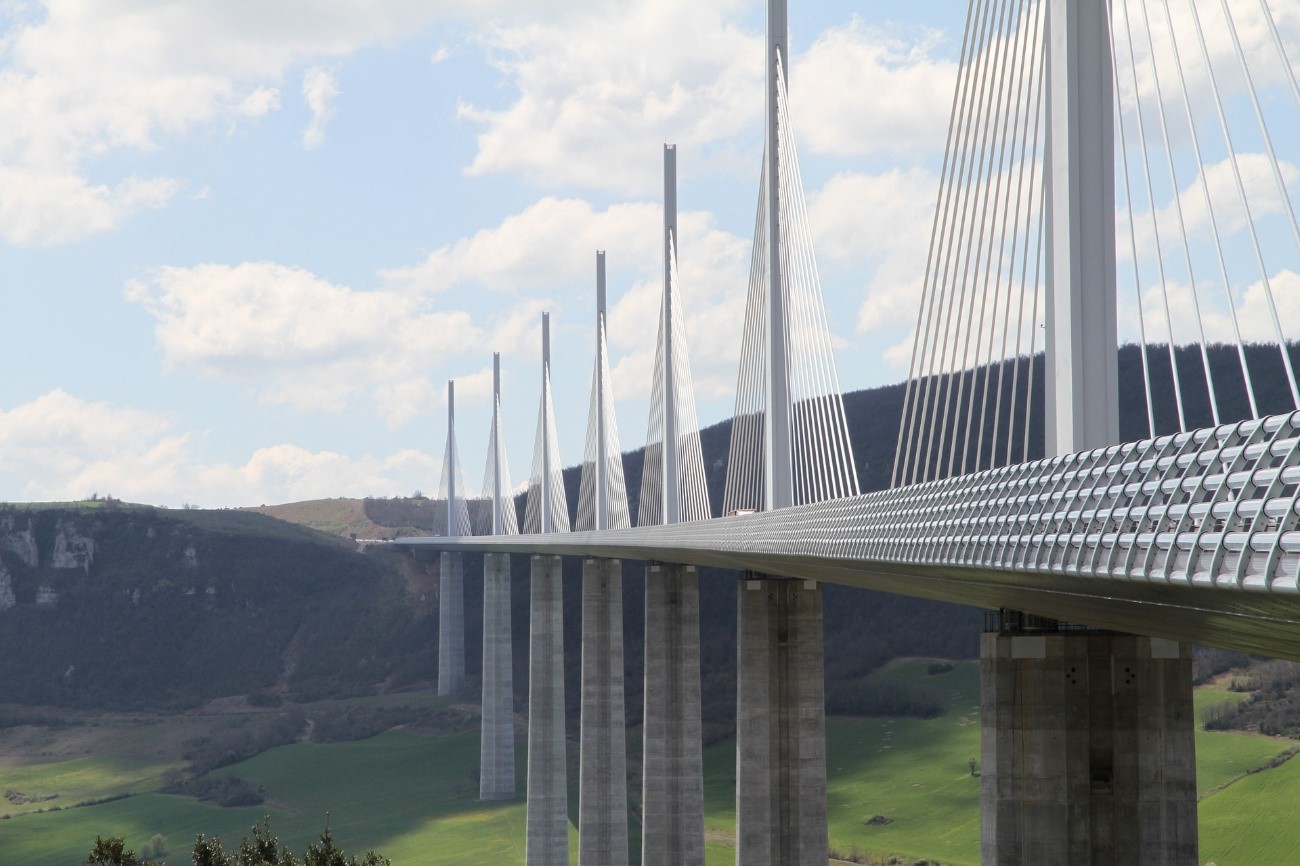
[0,167,179,246]
[1115,0,1300,127]
[383,197,661,294]
[239,86,281,117]
[117,188,752,432]
[125,261,483,425]
[459,0,761,194]
[808,168,938,334]
[1125,270,1300,348]
[383,194,752,398]
[0,0,584,244]
[301,66,339,149]
[456,6,970,193]
[792,17,957,157]
[0,390,438,507]
[1121,155,1300,256]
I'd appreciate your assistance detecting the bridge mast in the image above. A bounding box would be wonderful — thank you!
[541,313,554,533]
[446,381,459,537]
[663,146,681,523]
[595,254,610,530]
[491,355,504,533]
[764,0,792,510]
[1044,0,1117,454]
[437,380,466,697]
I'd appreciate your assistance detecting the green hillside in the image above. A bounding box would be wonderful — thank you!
[2,664,1295,866]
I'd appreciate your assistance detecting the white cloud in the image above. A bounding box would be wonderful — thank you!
[0,0,586,244]
[1122,154,1300,255]
[383,197,660,294]
[1125,269,1300,347]
[125,261,483,426]
[0,166,178,246]
[456,6,969,193]
[301,66,339,149]
[198,444,439,507]
[0,389,438,507]
[384,194,752,399]
[117,186,754,431]
[810,168,938,331]
[238,86,281,117]
[459,0,761,194]
[792,17,957,157]
[1114,0,1300,127]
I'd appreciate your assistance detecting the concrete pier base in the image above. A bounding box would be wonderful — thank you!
[642,563,704,866]
[438,551,466,696]
[579,558,629,866]
[526,555,569,866]
[736,575,827,866]
[980,622,1198,866]
[480,552,515,800]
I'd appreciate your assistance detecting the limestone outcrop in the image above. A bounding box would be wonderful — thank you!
[51,520,94,573]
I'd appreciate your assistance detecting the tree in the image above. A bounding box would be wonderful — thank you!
[140,834,169,863]
[83,837,141,866]
[96,819,390,866]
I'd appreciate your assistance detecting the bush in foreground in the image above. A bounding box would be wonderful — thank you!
[85,818,389,866]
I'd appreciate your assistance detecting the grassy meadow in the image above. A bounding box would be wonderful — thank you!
[0,661,1296,865]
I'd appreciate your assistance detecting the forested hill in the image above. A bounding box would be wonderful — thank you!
[0,506,434,710]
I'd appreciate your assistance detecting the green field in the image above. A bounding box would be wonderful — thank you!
[1,664,1296,865]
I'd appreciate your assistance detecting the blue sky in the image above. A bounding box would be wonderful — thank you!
[0,0,1296,507]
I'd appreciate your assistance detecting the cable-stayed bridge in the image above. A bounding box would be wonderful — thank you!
[392,1,1300,863]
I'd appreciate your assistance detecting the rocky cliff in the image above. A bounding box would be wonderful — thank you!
[0,506,434,710]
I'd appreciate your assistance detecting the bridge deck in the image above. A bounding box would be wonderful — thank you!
[395,412,1300,661]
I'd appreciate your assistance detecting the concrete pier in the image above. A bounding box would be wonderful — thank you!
[736,575,827,866]
[480,551,515,800]
[437,551,466,696]
[980,625,1198,865]
[642,563,704,866]
[526,554,569,866]
[578,558,629,866]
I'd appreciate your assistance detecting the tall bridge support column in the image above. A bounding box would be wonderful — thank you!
[985,0,1199,862]
[480,552,515,800]
[736,575,827,866]
[642,563,704,866]
[526,554,569,866]
[980,622,1197,865]
[438,551,466,696]
[579,558,629,865]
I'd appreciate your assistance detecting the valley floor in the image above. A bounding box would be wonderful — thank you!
[0,662,1292,865]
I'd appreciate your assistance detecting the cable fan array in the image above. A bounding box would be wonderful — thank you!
[439,413,473,538]
[577,304,633,531]
[894,0,1300,488]
[480,373,520,537]
[723,48,859,514]
[893,0,1048,488]
[523,334,571,534]
[638,232,711,526]
[1111,0,1300,434]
